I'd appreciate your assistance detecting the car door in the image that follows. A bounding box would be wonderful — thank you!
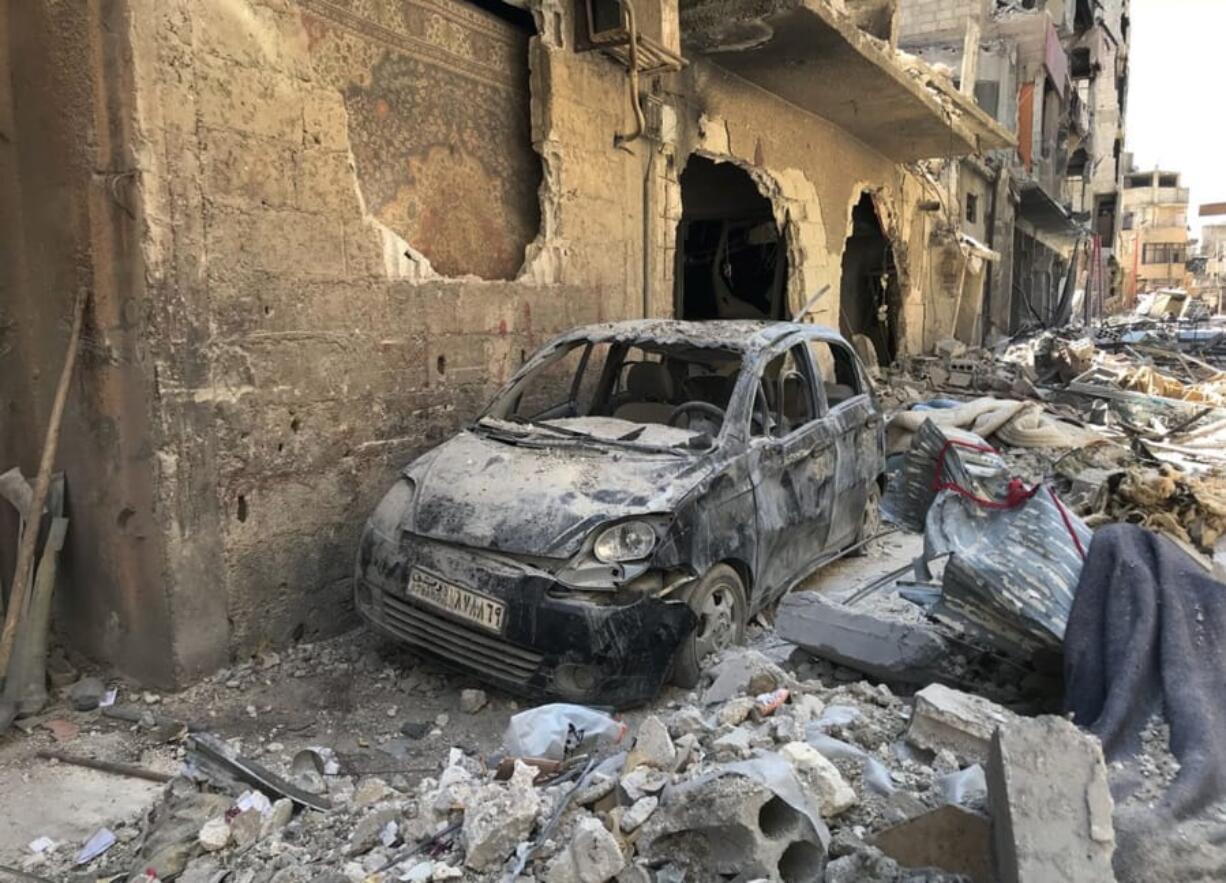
[747,341,837,603]
[808,336,883,549]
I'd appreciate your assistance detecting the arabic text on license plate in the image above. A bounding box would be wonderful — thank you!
[407,571,506,632]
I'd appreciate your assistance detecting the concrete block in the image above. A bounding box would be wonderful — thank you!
[906,684,1018,763]
[871,805,992,882]
[987,716,1115,883]
[777,593,950,683]
[637,774,826,882]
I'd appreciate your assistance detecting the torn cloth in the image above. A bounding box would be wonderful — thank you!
[1064,524,1226,818]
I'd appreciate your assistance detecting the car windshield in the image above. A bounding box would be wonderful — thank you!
[477,337,744,450]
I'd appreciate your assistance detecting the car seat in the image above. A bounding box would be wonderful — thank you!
[613,362,676,424]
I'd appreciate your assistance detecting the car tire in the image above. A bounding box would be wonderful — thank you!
[850,481,882,558]
[670,564,748,689]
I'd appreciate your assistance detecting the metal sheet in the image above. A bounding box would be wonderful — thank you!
[882,420,1008,533]
[923,488,1090,656]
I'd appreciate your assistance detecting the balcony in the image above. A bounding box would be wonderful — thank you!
[679,0,1015,162]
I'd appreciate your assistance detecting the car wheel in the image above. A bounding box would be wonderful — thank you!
[670,564,747,689]
[850,481,882,557]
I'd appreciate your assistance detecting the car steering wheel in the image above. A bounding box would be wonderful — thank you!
[668,401,726,428]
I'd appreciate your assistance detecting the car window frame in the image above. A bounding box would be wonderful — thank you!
[806,334,868,415]
[746,337,824,444]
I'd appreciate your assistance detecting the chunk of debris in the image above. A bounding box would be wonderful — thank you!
[780,741,857,817]
[198,817,230,853]
[626,715,676,770]
[68,676,107,712]
[352,776,391,808]
[571,816,626,882]
[229,808,263,848]
[462,761,541,870]
[460,688,488,714]
[871,805,992,882]
[349,809,399,856]
[620,796,658,832]
[906,684,1018,763]
[711,727,753,760]
[620,767,670,802]
[701,648,790,705]
[987,716,1115,882]
[777,593,951,684]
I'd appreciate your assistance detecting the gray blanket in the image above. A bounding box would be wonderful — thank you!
[1064,524,1226,818]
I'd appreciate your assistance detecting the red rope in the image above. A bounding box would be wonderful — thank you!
[930,438,1086,560]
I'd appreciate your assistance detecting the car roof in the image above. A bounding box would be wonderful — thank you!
[554,320,849,355]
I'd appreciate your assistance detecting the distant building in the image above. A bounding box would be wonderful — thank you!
[1191,205,1226,311]
[1118,164,1191,295]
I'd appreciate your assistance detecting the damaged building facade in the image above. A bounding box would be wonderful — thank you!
[898,0,1131,338]
[1117,163,1191,297]
[0,0,1011,684]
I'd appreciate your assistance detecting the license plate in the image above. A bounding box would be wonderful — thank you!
[407,570,506,633]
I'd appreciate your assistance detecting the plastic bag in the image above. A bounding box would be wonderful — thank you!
[804,732,866,762]
[502,704,626,761]
[862,756,896,796]
[936,764,987,806]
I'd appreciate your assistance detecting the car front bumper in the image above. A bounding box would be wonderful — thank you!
[355,527,696,708]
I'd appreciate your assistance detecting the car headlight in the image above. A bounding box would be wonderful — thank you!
[369,477,415,537]
[593,520,658,563]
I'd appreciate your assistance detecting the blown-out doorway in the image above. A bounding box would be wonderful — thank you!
[674,157,788,321]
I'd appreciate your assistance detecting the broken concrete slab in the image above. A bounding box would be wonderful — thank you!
[987,716,1115,883]
[906,684,1018,763]
[871,805,992,883]
[777,592,951,684]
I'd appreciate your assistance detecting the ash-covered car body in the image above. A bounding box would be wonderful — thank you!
[355,320,885,706]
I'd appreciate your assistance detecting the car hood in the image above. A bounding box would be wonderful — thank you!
[402,427,714,557]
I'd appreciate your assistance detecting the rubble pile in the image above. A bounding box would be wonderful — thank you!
[882,325,1226,569]
[12,645,1125,883]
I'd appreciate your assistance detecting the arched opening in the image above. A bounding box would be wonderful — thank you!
[674,156,788,320]
[839,192,900,366]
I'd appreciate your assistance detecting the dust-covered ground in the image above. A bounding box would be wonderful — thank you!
[3,529,1225,882]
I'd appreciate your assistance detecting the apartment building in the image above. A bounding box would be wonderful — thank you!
[898,0,1131,336]
[1119,165,1191,294]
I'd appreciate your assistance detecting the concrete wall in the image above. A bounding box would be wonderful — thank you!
[2,0,947,684]
[898,0,988,40]
[0,0,179,681]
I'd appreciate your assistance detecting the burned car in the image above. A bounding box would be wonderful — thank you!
[355,320,885,706]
